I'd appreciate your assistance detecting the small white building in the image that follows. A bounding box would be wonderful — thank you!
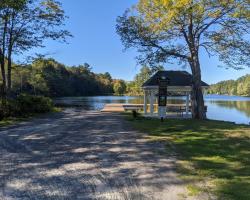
[142,71,209,118]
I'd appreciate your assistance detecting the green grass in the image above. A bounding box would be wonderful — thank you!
[186,184,201,196]
[0,107,62,128]
[125,115,250,200]
[0,117,24,127]
[52,107,63,113]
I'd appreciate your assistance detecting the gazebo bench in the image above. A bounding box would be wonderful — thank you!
[124,106,143,111]
[167,106,186,116]
[167,105,208,116]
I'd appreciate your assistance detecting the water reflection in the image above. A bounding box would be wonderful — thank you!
[208,101,250,117]
[55,95,250,124]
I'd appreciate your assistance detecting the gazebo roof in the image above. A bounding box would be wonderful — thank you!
[142,70,209,88]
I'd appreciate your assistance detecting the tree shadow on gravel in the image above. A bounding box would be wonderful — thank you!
[0,109,188,200]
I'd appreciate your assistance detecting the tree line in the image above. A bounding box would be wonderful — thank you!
[0,56,127,119]
[8,58,127,97]
[0,0,128,101]
[208,75,250,96]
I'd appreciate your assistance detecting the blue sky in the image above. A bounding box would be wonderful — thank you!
[20,0,250,84]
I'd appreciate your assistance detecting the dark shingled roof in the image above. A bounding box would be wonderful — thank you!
[142,71,209,87]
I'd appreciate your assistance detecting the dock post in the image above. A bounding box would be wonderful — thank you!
[144,91,147,115]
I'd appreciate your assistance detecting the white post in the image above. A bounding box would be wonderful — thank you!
[186,92,190,115]
[144,91,147,115]
[150,91,154,117]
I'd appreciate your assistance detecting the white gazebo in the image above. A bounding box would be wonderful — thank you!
[142,71,209,118]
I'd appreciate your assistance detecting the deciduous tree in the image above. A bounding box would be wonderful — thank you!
[0,0,71,98]
[117,0,250,119]
[113,79,127,95]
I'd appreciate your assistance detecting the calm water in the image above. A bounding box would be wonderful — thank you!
[55,95,250,125]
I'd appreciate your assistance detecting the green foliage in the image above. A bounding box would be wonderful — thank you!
[0,0,71,53]
[15,94,53,114]
[0,0,71,97]
[0,117,23,127]
[0,94,53,119]
[127,116,250,200]
[10,58,115,97]
[126,65,164,96]
[117,0,250,119]
[113,79,126,95]
[117,0,250,69]
[208,75,250,96]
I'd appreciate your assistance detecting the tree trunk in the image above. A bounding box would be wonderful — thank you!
[189,55,206,119]
[7,48,12,94]
[7,13,15,96]
[0,50,7,100]
[0,17,8,101]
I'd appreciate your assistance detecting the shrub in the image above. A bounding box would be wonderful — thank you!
[0,94,54,118]
[0,100,12,119]
[15,94,54,115]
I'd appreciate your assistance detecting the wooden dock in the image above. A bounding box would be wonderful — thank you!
[101,104,144,112]
[101,103,207,113]
[101,103,200,112]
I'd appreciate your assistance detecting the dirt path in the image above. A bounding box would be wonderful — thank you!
[0,108,191,200]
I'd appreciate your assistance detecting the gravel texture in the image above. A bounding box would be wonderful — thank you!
[0,108,194,200]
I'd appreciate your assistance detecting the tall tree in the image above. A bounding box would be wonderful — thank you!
[117,0,250,119]
[113,79,127,95]
[126,65,164,95]
[0,0,71,97]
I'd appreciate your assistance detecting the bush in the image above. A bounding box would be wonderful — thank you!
[0,94,54,118]
[16,94,54,115]
[0,100,12,119]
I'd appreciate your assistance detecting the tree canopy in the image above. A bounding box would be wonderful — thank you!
[126,65,164,96]
[117,0,250,119]
[113,79,127,95]
[0,0,71,98]
[9,58,116,97]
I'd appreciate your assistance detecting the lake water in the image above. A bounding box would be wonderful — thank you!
[55,95,250,125]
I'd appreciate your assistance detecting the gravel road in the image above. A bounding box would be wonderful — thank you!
[0,108,193,200]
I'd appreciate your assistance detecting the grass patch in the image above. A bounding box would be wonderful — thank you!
[0,107,62,128]
[52,107,63,113]
[187,184,201,196]
[0,117,24,127]
[126,115,250,200]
